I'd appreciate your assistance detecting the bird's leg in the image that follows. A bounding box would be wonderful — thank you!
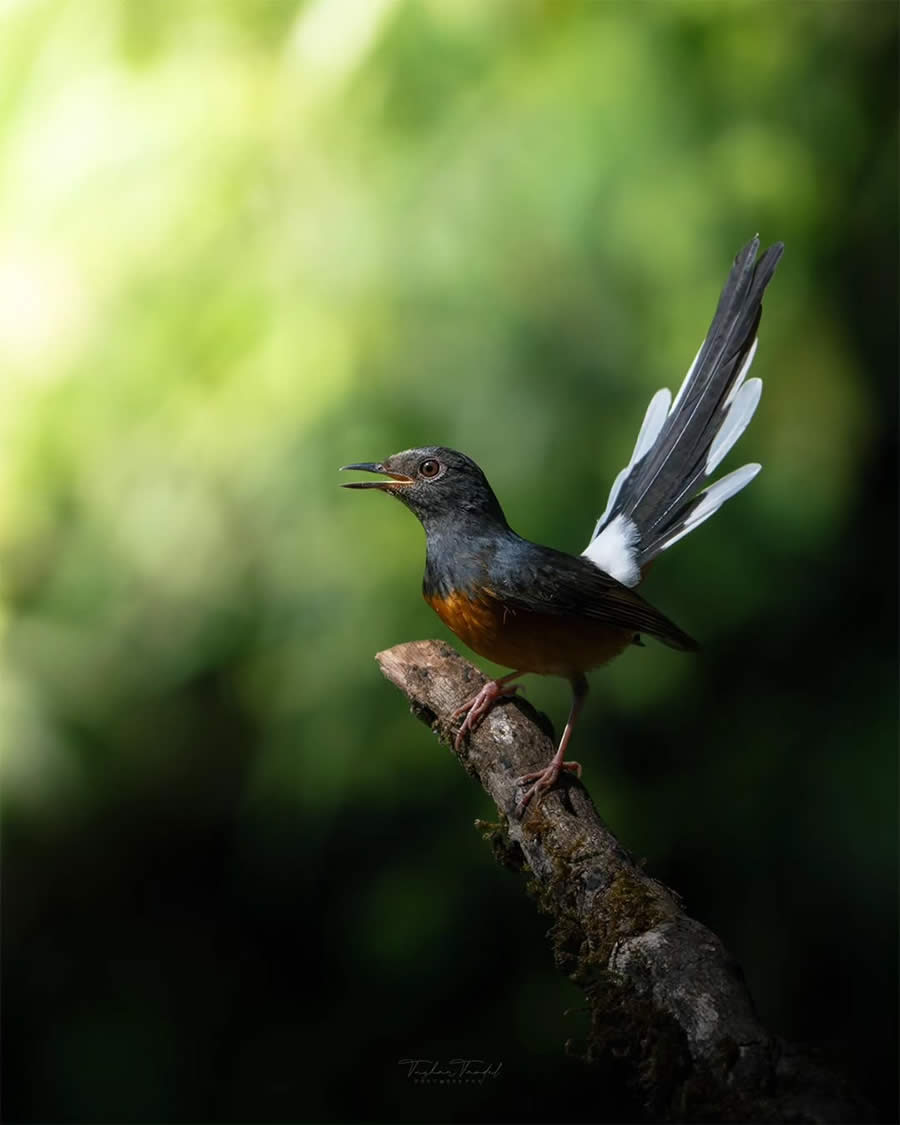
[516,674,588,816]
[452,671,523,751]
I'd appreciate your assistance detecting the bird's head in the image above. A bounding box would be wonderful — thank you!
[341,446,508,530]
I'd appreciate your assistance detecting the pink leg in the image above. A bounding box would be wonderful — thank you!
[453,671,523,751]
[516,675,588,816]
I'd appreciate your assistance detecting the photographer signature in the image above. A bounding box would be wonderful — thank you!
[398,1058,503,1084]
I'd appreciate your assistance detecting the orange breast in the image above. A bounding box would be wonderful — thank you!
[424,588,632,677]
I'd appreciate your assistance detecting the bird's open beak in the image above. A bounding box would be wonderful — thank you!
[340,462,415,489]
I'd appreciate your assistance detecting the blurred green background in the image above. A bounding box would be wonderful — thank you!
[1,1,896,1122]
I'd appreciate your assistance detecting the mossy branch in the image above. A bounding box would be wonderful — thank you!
[377,640,871,1124]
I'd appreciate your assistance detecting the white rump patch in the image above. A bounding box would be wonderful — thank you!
[582,513,641,587]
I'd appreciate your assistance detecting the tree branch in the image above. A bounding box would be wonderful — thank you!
[377,639,871,1124]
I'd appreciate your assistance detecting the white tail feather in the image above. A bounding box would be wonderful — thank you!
[706,378,763,474]
[590,387,672,539]
[670,342,703,413]
[656,463,761,553]
[591,465,631,538]
[632,388,672,463]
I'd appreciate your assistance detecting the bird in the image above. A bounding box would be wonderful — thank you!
[342,236,784,815]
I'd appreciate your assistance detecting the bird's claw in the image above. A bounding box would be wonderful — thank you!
[515,759,582,817]
[452,679,520,750]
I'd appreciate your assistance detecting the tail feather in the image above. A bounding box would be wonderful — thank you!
[706,377,762,475]
[650,462,761,553]
[592,387,672,530]
[583,237,783,586]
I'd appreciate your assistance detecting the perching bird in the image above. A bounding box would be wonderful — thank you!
[342,237,783,815]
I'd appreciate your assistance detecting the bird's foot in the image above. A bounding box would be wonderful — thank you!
[452,679,520,750]
[515,759,582,817]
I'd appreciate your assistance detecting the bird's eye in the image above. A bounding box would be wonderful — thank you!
[419,458,441,478]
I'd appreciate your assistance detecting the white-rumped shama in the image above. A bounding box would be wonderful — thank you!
[342,237,783,815]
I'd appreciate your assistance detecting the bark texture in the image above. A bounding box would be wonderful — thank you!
[377,639,871,1124]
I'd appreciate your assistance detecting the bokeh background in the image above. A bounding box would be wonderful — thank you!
[1,1,896,1122]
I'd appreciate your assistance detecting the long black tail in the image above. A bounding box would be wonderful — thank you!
[583,237,784,587]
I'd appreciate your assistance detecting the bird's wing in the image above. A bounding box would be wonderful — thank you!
[487,545,698,652]
[584,237,784,587]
